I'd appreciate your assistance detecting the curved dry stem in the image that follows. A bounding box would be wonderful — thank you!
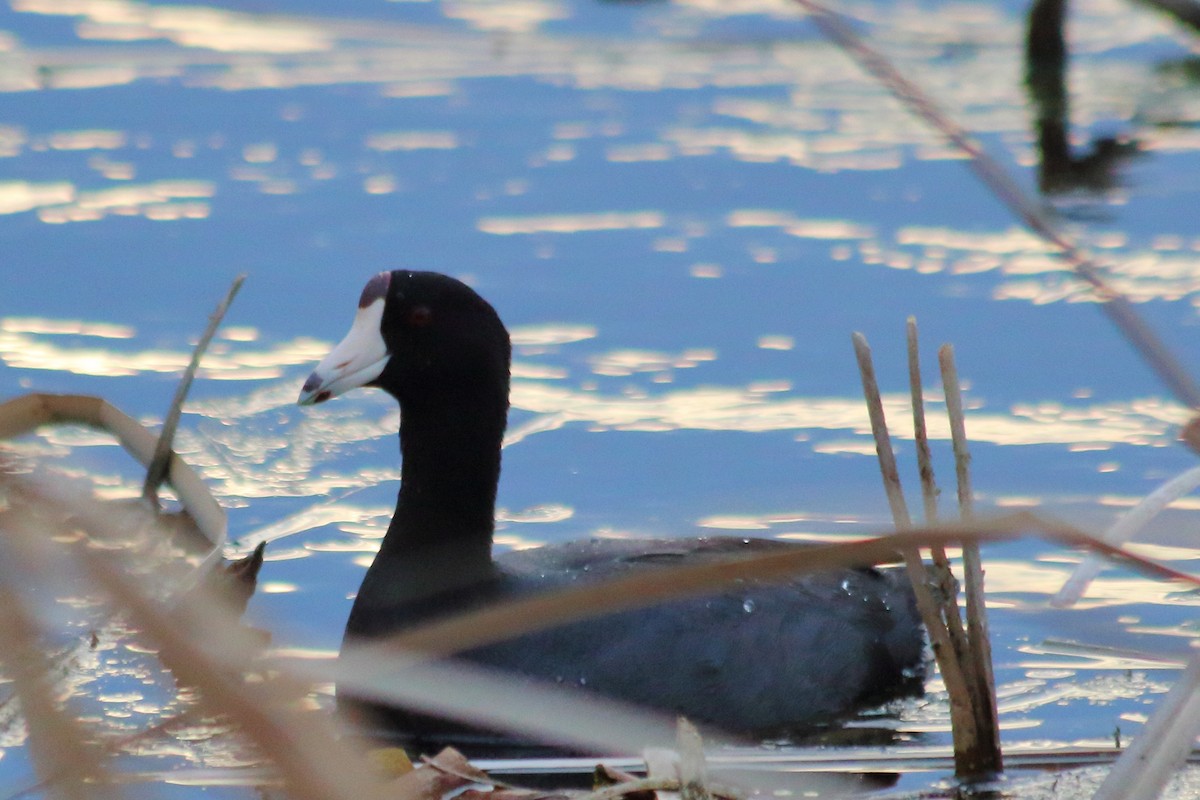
[364,512,1200,663]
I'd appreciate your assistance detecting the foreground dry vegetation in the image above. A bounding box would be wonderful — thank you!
[3,341,1200,800]
[7,0,1200,798]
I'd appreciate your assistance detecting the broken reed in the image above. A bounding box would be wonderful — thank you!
[852,323,1002,780]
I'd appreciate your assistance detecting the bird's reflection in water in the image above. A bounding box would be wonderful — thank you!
[1025,0,1140,196]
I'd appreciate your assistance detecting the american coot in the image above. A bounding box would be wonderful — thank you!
[298,270,926,753]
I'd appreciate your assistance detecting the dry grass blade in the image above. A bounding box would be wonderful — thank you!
[577,777,745,800]
[278,657,851,796]
[0,586,119,800]
[1053,463,1200,607]
[793,0,1200,409]
[418,748,494,785]
[143,273,246,506]
[677,719,711,800]
[577,777,684,800]
[389,749,485,800]
[307,649,682,756]
[364,512,1199,663]
[72,549,394,800]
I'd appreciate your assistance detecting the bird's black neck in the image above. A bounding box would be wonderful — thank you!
[380,395,506,573]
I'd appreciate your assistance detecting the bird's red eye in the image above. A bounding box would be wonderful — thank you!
[407,306,433,327]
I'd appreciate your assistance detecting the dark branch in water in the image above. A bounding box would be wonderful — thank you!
[143,274,246,507]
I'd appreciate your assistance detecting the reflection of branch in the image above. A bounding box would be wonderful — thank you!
[1025,0,1139,194]
[792,0,1200,410]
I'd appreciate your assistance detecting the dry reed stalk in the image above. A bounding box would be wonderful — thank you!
[938,345,1002,777]
[940,354,999,701]
[143,274,246,506]
[790,0,1200,781]
[1053,464,1200,607]
[850,333,911,528]
[357,512,1198,668]
[906,319,940,525]
[791,0,1200,410]
[905,321,965,636]
[906,324,992,775]
[854,330,994,778]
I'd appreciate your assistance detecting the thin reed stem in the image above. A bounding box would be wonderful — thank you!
[794,0,1200,410]
[143,274,246,506]
[906,320,962,623]
[939,344,1002,776]
[851,333,911,528]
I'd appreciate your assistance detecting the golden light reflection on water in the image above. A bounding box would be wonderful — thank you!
[15,0,333,53]
[0,181,75,214]
[981,560,1200,611]
[510,323,598,347]
[2,317,134,338]
[478,211,665,235]
[509,382,1186,446]
[4,318,1194,508]
[1,0,1199,306]
[589,348,717,377]
[365,131,459,151]
[0,178,216,223]
[0,326,327,378]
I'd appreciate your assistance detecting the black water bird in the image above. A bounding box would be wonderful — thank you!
[298,270,925,753]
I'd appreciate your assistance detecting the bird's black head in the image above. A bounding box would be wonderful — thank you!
[298,270,511,411]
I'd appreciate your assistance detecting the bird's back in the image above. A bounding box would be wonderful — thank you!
[341,537,926,753]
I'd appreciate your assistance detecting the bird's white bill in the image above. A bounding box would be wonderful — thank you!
[297,298,388,406]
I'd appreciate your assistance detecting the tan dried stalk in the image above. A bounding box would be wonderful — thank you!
[361,513,1198,664]
[939,344,1001,776]
[853,330,994,778]
[905,321,966,635]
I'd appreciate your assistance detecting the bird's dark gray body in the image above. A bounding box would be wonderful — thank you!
[300,270,926,755]
[344,537,924,751]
